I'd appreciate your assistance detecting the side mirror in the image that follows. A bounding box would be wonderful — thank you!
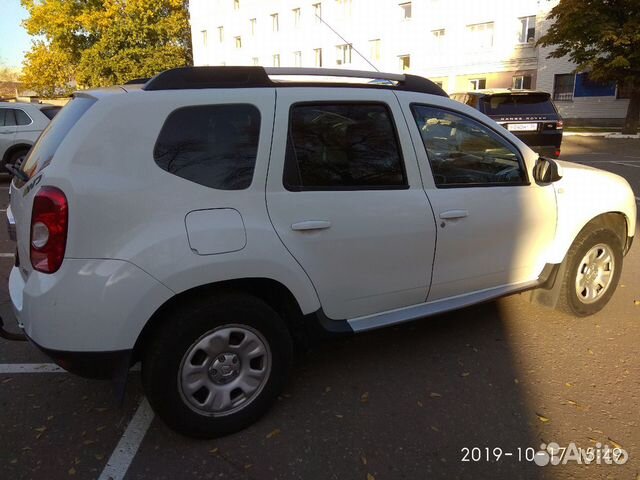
[533,157,563,183]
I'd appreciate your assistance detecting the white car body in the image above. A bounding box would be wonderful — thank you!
[0,102,57,169]
[5,68,636,363]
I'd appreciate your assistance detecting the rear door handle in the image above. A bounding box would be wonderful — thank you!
[439,210,469,219]
[291,220,331,231]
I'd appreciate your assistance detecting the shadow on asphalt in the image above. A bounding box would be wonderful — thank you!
[128,300,544,480]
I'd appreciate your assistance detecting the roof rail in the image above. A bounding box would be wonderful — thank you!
[142,66,447,97]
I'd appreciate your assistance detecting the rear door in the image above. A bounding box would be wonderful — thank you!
[0,108,17,158]
[266,89,437,320]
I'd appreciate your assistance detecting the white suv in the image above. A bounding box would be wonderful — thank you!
[0,102,60,172]
[4,67,636,438]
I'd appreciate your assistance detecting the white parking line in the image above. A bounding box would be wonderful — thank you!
[98,398,154,480]
[0,253,15,258]
[0,363,65,373]
[612,161,640,168]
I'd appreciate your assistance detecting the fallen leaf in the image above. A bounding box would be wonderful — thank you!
[430,392,442,398]
[417,401,423,407]
[266,429,281,439]
[634,300,640,306]
[461,372,470,377]
[335,414,344,419]
[536,413,550,423]
[209,448,218,454]
[96,426,105,432]
[514,378,519,384]
[244,464,253,470]
[68,467,76,475]
[361,456,367,465]
[34,426,46,432]
[324,386,332,393]
[565,382,574,387]
[431,425,439,432]
[367,474,375,480]
[566,400,578,407]
[588,349,594,355]
[360,392,369,403]
[608,437,623,449]
[94,454,104,461]
[10,459,17,464]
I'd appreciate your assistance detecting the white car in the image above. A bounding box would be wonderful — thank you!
[0,102,60,172]
[3,67,636,438]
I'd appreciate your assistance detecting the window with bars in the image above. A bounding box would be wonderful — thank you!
[553,73,575,101]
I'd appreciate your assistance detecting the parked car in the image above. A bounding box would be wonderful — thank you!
[0,102,60,172]
[3,67,636,438]
[451,89,563,157]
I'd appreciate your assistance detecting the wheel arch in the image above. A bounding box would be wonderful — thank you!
[133,277,309,363]
[2,143,32,165]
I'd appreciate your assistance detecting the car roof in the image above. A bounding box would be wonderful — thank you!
[0,101,60,110]
[452,89,551,97]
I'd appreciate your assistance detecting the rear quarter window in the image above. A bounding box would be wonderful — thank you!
[153,104,261,190]
[18,97,96,184]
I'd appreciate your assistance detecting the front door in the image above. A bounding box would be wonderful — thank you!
[266,89,437,320]
[401,99,557,301]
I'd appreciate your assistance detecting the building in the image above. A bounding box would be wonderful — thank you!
[189,0,629,125]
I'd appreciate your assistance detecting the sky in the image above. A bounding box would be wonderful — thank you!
[0,0,32,70]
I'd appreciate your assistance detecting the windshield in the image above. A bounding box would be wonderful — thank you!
[480,94,557,116]
[18,96,95,186]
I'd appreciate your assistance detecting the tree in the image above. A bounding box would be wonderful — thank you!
[538,0,640,134]
[20,0,192,96]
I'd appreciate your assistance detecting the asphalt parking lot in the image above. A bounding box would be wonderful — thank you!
[1,135,639,480]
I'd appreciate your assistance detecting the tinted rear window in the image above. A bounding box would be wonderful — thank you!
[154,104,261,190]
[480,94,557,115]
[19,97,96,182]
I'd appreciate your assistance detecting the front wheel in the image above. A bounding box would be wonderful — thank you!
[142,292,293,438]
[557,228,623,317]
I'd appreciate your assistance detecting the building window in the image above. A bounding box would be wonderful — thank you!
[271,13,279,32]
[518,16,536,43]
[553,73,575,101]
[512,75,532,89]
[292,8,301,26]
[201,30,208,48]
[432,29,445,48]
[336,0,352,16]
[467,22,494,49]
[399,2,412,19]
[369,39,381,62]
[235,36,242,48]
[252,57,259,66]
[313,3,322,23]
[336,44,352,65]
[399,55,410,71]
[233,0,240,10]
[617,79,632,99]
[273,54,280,67]
[218,26,224,42]
[294,51,302,67]
[469,78,486,90]
[314,48,323,66]
[250,18,256,35]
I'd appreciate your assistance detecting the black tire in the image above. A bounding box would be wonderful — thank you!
[3,149,29,174]
[556,228,623,317]
[142,291,293,438]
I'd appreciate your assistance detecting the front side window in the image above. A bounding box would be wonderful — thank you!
[284,103,407,190]
[411,105,527,187]
[0,109,17,127]
[154,104,261,190]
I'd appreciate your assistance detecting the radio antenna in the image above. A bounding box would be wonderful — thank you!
[314,13,380,72]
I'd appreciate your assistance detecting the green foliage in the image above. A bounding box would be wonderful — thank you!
[20,0,192,95]
[538,0,640,132]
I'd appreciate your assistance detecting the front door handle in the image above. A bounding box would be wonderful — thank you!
[291,220,332,231]
[439,210,469,220]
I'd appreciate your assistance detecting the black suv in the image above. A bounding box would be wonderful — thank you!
[451,89,563,157]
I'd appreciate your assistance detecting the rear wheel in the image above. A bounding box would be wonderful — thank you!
[2,149,29,174]
[557,228,623,316]
[142,292,293,438]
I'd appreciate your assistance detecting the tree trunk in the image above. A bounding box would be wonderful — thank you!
[622,87,640,134]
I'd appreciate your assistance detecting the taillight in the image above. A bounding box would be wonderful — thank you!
[557,120,564,129]
[30,186,68,273]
